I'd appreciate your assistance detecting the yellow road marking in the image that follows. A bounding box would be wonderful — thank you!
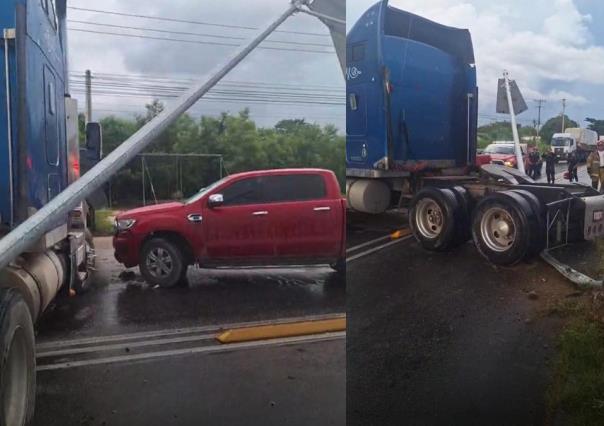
[216,317,346,344]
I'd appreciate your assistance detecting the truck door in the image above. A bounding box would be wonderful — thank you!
[203,176,274,262]
[267,174,341,259]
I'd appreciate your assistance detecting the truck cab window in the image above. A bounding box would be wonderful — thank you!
[221,178,264,206]
[264,175,327,203]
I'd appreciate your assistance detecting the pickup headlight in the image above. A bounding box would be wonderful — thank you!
[115,218,136,232]
[504,161,514,167]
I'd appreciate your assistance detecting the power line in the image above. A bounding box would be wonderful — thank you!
[69,28,335,54]
[71,90,345,106]
[69,71,344,91]
[67,20,333,48]
[67,6,330,37]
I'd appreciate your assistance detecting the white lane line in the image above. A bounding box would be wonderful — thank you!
[36,313,346,351]
[37,333,216,358]
[346,235,413,263]
[37,331,346,371]
[346,235,391,254]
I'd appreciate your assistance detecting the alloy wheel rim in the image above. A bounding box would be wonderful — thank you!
[146,247,173,278]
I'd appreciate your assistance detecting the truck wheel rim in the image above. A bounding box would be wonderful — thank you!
[2,328,28,426]
[146,248,173,278]
[416,198,444,238]
[480,207,516,252]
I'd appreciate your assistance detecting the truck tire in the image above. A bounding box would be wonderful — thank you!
[0,288,36,426]
[508,189,546,255]
[140,238,186,288]
[449,186,473,245]
[410,187,461,251]
[472,192,538,265]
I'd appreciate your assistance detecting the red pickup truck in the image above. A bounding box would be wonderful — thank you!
[113,168,346,287]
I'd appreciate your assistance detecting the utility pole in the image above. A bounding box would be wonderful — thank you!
[561,98,567,132]
[85,69,92,123]
[503,71,525,175]
[534,99,546,136]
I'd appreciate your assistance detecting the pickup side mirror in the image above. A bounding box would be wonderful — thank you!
[85,122,103,162]
[208,194,224,208]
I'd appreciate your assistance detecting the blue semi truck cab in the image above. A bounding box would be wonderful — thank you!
[0,2,101,423]
[347,1,604,273]
[346,0,478,214]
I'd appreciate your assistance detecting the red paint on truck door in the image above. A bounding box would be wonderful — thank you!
[264,174,342,259]
[203,176,274,261]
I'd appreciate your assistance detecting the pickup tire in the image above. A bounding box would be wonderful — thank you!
[472,191,538,265]
[410,187,462,251]
[140,238,186,288]
[0,288,36,426]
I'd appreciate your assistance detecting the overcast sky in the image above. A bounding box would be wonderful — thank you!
[67,0,344,130]
[348,0,604,128]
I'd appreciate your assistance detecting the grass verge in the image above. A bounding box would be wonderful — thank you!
[94,209,115,236]
[547,311,604,425]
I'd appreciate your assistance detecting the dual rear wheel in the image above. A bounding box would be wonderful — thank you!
[410,187,544,265]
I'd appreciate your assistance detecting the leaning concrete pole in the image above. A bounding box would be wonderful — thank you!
[0,1,303,271]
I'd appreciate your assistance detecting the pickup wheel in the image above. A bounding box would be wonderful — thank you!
[472,192,537,265]
[410,187,461,251]
[0,288,36,426]
[140,238,186,288]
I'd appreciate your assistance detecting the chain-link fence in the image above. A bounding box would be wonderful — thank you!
[106,153,224,208]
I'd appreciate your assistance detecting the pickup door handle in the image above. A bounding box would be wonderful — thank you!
[313,207,331,212]
[252,211,269,216]
[187,214,203,223]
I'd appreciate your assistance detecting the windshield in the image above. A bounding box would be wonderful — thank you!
[185,177,228,204]
[551,138,572,147]
[484,145,514,155]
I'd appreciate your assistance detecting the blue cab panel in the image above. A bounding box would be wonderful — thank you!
[0,0,67,229]
[346,0,478,175]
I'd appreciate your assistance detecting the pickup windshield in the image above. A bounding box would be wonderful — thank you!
[551,138,572,147]
[484,145,514,155]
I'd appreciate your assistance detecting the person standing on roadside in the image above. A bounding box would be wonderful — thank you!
[567,151,579,182]
[587,140,604,190]
[543,150,556,184]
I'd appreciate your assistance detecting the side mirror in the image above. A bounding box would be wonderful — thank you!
[208,194,224,208]
[85,122,103,162]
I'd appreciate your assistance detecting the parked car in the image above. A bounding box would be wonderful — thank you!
[113,168,346,287]
[480,142,527,168]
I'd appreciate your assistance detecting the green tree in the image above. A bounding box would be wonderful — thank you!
[539,115,579,145]
[586,117,604,136]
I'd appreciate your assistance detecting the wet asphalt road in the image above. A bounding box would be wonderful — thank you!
[34,238,345,426]
[346,211,577,426]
